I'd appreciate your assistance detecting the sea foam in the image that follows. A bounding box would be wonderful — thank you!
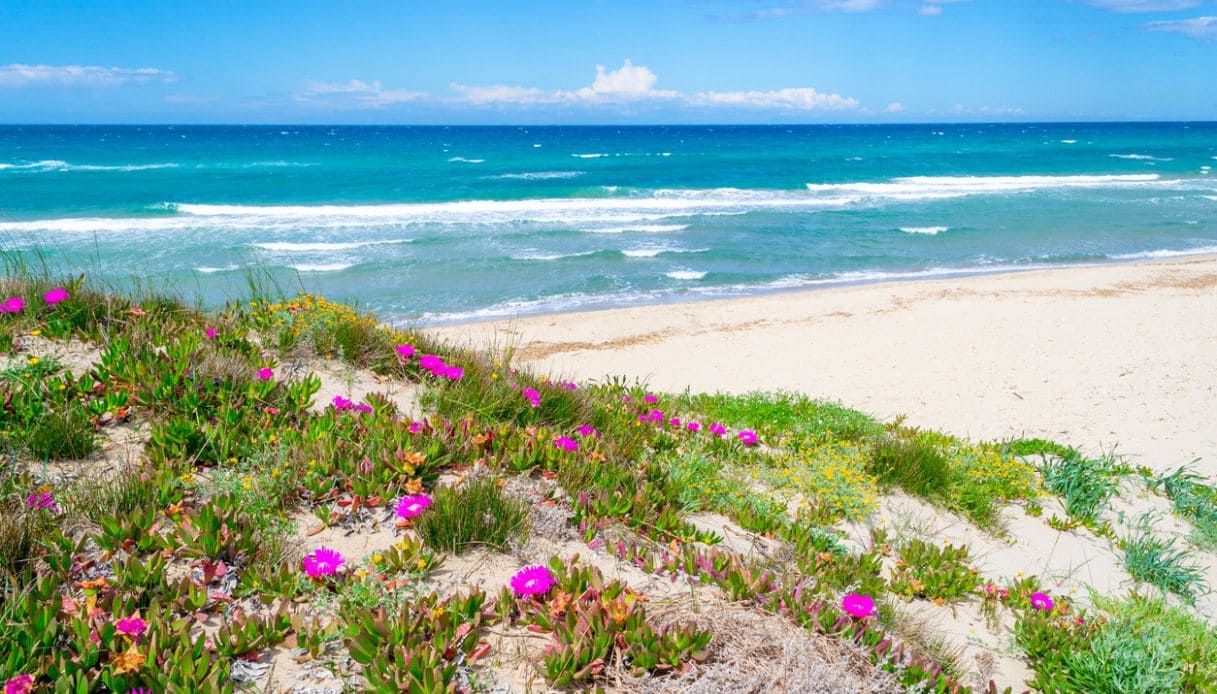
[899,226,949,235]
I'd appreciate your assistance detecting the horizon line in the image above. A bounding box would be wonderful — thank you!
[2,119,1217,128]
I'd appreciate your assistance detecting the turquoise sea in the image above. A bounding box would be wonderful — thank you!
[1,123,1215,324]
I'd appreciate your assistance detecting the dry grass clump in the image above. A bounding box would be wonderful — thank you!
[615,606,900,694]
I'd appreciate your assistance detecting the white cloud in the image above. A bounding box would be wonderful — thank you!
[919,5,944,15]
[1084,0,1202,11]
[0,63,176,87]
[1146,15,1217,37]
[693,87,859,110]
[295,79,425,108]
[453,60,679,106]
[816,0,882,11]
[885,101,907,112]
[951,104,1025,116]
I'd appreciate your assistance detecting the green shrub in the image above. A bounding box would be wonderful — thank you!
[1041,451,1121,522]
[415,475,528,553]
[1003,437,1079,459]
[1066,622,1183,693]
[1119,515,1206,603]
[869,433,953,499]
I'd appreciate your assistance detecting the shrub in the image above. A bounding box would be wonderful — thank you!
[1041,451,1122,522]
[415,475,528,553]
[1066,622,1183,693]
[869,433,952,500]
[1119,515,1206,603]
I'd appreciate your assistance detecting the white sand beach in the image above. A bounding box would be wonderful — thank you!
[437,254,1217,475]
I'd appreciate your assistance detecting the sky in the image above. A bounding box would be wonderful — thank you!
[0,0,1214,124]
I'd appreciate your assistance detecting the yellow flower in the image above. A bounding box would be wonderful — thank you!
[29,329,41,336]
[27,357,39,366]
[371,553,383,564]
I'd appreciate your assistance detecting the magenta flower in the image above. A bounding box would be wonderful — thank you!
[708,423,727,437]
[27,491,57,512]
[1030,592,1054,612]
[395,493,432,519]
[332,395,354,411]
[116,616,147,639]
[510,565,556,597]
[407,421,423,434]
[1,297,25,314]
[687,421,701,432]
[522,388,541,407]
[257,367,274,382]
[43,287,69,305]
[738,430,758,446]
[842,593,876,618]
[302,547,346,578]
[5,674,34,694]
[643,394,659,404]
[576,425,600,438]
[419,354,444,372]
[559,381,578,391]
[443,365,464,380]
[204,328,218,339]
[646,409,664,423]
[554,436,579,452]
[669,417,681,428]
[396,344,415,359]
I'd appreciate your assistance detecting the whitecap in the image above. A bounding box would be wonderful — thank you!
[487,171,583,180]
[584,224,690,234]
[899,226,949,235]
[447,157,485,164]
[510,251,597,261]
[251,240,411,252]
[1109,154,1173,162]
[665,270,706,280]
[1060,139,1077,144]
[571,153,606,159]
[288,262,355,272]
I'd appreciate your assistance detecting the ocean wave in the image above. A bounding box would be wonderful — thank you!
[487,171,583,180]
[195,265,239,274]
[1109,154,1173,162]
[899,226,949,235]
[805,174,1162,201]
[571,153,605,159]
[1109,245,1217,260]
[250,240,411,252]
[510,250,597,261]
[584,224,690,234]
[287,262,356,272]
[622,246,707,258]
[570,152,671,159]
[665,270,707,280]
[447,157,485,164]
[0,160,179,172]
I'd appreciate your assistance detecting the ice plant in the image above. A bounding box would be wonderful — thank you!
[257,367,274,382]
[407,420,423,434]
[738,430,758,446]
[643,394,659,404]
[1030,592,1054,612]
[0,297,24,314]
[27,490,57,512]
[4,675,34,694]
[43,287,70,305]
[204,328,218,339]
[842,592,876,618]
[395,493,432,519]
[511,565,556,597]
[116,616,148,639]
[333,395,354,411]
[670,416,682,428]
[396,343,415,359]
[576,425,600,438]
[522,387,541,407]
[302,547,346,578]
[687,421,701,432]
[419,354,444,372]
[443,365,464,380]
[554,436,579,452]
[708,423,727,437]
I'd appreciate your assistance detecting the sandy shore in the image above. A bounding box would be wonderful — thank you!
[436,255,1217,474]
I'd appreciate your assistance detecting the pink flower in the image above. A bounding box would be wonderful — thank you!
[354,403,372,413]
[1030,592,1054,612]
[332,395,354,411]
[419,354,445,372]
[27,491,57,512]
[263,406,280,415]
[511,565,556,597]
[576,425,600,438]
[708,423,727,437]
[204,328,218,339]
[302,547,346,578]
[522,388,541,407]
[621,395,632,403]
[842,593,876,618]
[686,421,701,433]
[443,365,464,380]
[554,436,579,452]
[116,616,147,639]
[43,287,70,305]
[738,430,758,446]
[396,494,432,519]
[396,344,415,359]
[643,394,659,404]
[669,417,681,428]
[257,367,274,382]
[5,674,35,694]
[1,297,25,313]
[559,381,578,391]
[408,421,423,434]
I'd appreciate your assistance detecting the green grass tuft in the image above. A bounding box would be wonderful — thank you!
[415,475,528,554]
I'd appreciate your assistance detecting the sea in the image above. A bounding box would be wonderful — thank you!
[1,123,1215,325]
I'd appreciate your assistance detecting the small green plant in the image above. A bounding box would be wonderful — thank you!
[869,432,953,500]
[1041,450,1123,522]
[1003,437,1079,459]
[414,475,528,553]
[1066,622,1184,693]
[889,539,981,602]
[1119,514,1206,603]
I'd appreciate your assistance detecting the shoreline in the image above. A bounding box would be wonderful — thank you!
[413,248,1217,328]
[435,252,1217,474]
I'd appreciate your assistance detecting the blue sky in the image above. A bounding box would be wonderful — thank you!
[0,0,1214,123]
